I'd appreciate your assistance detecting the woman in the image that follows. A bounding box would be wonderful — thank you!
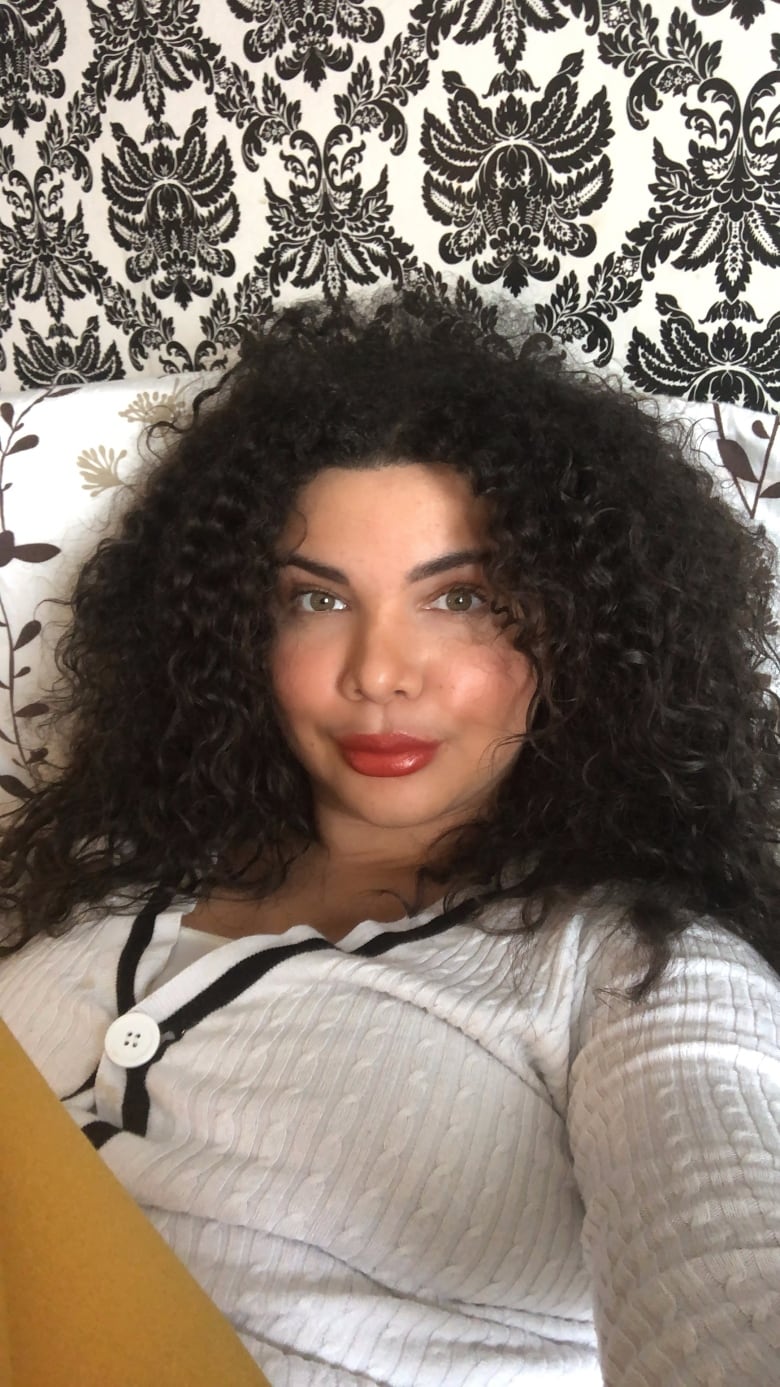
[1,293,779,1384]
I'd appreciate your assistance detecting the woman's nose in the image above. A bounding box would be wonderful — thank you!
[339,615,425,701]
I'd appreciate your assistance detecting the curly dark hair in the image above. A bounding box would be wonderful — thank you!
[2,291,779,997]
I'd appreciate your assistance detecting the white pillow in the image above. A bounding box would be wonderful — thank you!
[0,372,210,809]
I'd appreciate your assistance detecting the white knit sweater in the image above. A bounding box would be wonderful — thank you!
[1,892,778,1385]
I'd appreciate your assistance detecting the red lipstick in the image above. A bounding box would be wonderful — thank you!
[336,733,441,778]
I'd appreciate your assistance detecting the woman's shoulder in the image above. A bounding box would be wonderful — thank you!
[579,909,780,998]
[0,892,187,1001]
[559,907,780,1077]
[472,891,780,1045]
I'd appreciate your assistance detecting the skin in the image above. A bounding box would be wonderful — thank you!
[186,462,537,939]
[268,462,537,890]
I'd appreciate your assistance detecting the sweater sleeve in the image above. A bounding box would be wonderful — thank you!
[565,920,780,1386]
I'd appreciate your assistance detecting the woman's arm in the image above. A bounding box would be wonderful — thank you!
[567,922,780,1385]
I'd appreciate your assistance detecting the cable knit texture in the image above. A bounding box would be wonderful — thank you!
[1,899,778,1385]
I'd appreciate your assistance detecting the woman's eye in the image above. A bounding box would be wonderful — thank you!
[430,586,489,613]
[288,586,488,614]
[293,589,347,613]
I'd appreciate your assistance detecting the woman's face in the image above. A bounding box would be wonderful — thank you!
[270,463,537,867]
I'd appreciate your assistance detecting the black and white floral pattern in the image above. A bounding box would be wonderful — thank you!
[2,0,780,400]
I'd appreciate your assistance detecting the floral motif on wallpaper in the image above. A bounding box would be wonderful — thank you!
[2,0,780,401]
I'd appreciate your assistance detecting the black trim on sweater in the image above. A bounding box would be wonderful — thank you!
[105,892,481,1141]
[120,934,333,1135]
[355,894,484,957]
[82,1119,122,1150]
[60,889,176,1110]
[115,886,176,1015]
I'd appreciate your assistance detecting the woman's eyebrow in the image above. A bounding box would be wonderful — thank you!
[280,549,489,585]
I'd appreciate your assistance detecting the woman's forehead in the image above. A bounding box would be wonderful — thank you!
[280,462,489,545]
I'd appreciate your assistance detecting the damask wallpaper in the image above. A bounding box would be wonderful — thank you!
[2,0,780,403]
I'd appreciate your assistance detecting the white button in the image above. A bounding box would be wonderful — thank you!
[104,1012,161,1068]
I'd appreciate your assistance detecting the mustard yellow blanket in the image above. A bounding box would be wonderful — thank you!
[0,1019,271,1387]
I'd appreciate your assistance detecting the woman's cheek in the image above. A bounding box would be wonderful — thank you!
[441,644,532,709]
[271,633,336,716]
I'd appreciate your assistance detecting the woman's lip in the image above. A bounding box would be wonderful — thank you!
[338,743,440,777]
[336,734,441,752]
